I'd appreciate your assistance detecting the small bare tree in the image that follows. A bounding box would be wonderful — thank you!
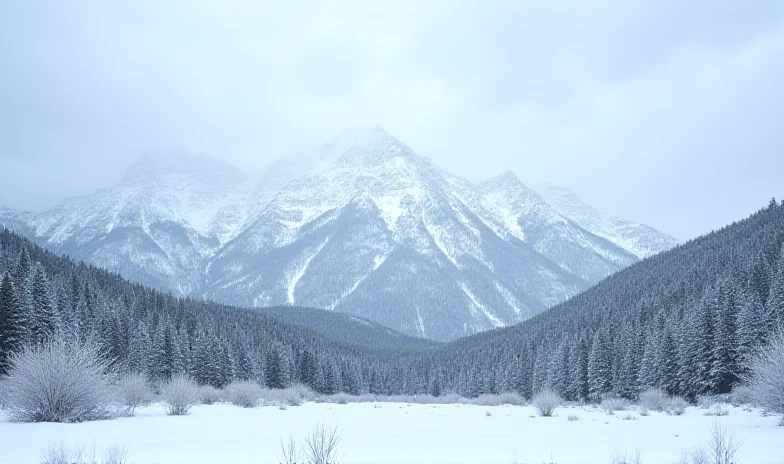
[304,422,342,464]
[677,422,741,464]
[743,329,784,425]
[279,435,301,464]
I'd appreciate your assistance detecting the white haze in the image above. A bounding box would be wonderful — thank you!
[1,1,783,240]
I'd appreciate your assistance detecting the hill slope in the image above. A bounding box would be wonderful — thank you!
[410,200,784,399]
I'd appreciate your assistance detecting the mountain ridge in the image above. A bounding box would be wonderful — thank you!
[0,127,678,340]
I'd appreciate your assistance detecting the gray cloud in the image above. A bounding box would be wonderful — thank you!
[1,0,783,239]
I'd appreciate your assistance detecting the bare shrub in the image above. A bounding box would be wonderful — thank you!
[279,436,301,464]
[567,413,579,421]
[40,441,127,464]
[532,389,562,417]
[160,374,200,416]
[743,329,784,423]
[602,397,631,413]
[199,385,222,405]
[472,392,526,406]
[225,380,263,408]
[668,397,688,416]
[639,407,650,416]
[304,422,342,464]
[5,337,114,422]
[115,373,151,415]
[639,388,669,412]
[611,446,642,464]
[678,422,741,464]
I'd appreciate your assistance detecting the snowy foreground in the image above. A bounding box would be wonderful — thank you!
[0,402,782,464]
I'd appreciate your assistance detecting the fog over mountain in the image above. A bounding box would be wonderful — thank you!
[2,2,783,240]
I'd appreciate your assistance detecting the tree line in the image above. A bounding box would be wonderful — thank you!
[1,199,783,402]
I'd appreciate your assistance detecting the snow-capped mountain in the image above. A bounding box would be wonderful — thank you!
[0,126,677,340]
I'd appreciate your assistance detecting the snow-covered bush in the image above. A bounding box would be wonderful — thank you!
[668,397,688,416]
[160,375,200,416]
[601,397,631,413]
[261,387,306,406]
[639,388,669,412]
[472,392,526,406]
[729,384,754,406]
[386,394,438,404]
[438,393,468,404]
[225,380,263,408]
[198,385,222,405]
[703,404,730,417]
[40,441,127,464]
[743,329,784,424]
[330,393,351,405]
[5,337,113,422]
[355,393,380,403]
[290,383,318,403]
[532,389,562,417]
[115,373,151,415]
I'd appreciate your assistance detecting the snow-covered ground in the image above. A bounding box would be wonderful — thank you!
[0,402,781,464]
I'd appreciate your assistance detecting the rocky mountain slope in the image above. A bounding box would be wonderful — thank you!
[0,126,677,340]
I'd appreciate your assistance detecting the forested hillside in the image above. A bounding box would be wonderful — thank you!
[0,229,430,394]
[412,200,784,400]
[1,200,782,401]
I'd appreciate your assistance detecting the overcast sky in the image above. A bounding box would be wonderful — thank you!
[1,1,783,240]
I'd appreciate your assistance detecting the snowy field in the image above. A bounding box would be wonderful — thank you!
[0,402,782,464]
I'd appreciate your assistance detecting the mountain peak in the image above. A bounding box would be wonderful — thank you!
[121,150,248,186]
[483,170,538,197]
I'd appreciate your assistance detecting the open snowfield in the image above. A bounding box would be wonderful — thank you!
[0,402,782,464]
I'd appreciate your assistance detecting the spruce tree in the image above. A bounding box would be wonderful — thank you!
[30,264,59,344]
[0,274,23,374]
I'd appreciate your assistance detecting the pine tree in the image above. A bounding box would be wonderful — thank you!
[29,264,59,344]
[710,282,740,393]
[767,247,784,331]
[638,330,658,389]
[13,248,33,343]
[265,343,292,389]
[587,329,612,400]
[0,274,23,374]
[658,326,680,395]
[737,290,766,367]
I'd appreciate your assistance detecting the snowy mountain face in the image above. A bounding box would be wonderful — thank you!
[0,127,677,341]
[536,185,679,259]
